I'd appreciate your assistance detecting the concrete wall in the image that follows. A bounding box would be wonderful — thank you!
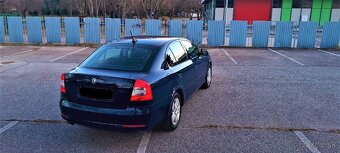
[291,8,301,21]
[226,8,234,25]
[215,8,224,20]
[301,9,311,21]
[331,9,340,21]
[271,8,281,21]
[215,8,234,25]
[286,8,311,22]
[213,7,233,25]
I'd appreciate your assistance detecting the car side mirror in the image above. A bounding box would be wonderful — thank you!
[199,49,203,55]
[199,48,207,56]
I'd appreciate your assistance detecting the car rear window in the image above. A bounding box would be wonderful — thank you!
[80,44,159,72]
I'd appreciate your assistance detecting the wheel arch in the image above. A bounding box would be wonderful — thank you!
[173,87,185,106]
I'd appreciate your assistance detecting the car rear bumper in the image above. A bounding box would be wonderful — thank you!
[60,100,156,131]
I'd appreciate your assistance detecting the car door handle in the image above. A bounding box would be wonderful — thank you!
[178,73,182,78]
[194,65,197,68]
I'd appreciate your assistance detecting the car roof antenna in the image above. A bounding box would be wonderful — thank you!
[130,30,137,45]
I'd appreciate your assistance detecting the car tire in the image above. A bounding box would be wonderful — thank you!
[201,65,212,89]
[163,92,182,131]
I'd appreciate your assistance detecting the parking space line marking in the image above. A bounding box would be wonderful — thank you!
[222,49,238,65]
[49,47,88,62]
[317,50,340,57]
[268,49,305,66]
[0,121,18,135]
[294,131,321,153]
[137,131,152,153]
[1,50,33,59]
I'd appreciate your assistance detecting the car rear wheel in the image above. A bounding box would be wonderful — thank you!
[201,65,212,89]
[163,92,181,131]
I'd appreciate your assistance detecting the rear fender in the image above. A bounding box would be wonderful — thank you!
[171,84,185,105]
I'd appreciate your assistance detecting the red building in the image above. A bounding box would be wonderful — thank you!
[202,0,340,25]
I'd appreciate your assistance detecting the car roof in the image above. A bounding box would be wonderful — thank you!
[105,36,183,47]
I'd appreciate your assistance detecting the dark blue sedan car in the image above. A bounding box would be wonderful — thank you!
[60,36,212,131]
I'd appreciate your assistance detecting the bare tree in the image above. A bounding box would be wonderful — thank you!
[93,0,103,17]
[60,0,74,16]
[19,0,43,16]
[0,0,203,18]
[105,0,135,19]
[87,0,94,16]
[74,0,86,16]
[162,0,181,18]
[139,0,167,19]
[101,0,106,17]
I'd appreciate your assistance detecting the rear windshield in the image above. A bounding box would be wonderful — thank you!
[80,44,159,72]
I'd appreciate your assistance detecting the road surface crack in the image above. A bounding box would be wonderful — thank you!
[196,124,340,134]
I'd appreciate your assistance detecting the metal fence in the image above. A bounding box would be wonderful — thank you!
[0,16,339,48]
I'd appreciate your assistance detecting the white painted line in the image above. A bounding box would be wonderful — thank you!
[294,131,321,153]
[137,131,152,153]
[317,50,340,57]
[268,49,305,66]
[1,49,33,59]
[49,47,88,62]
[0,121,18,134]
[222,49,238,65]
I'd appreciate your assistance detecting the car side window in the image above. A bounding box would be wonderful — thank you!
[181,40,198,58]
[165,48,177,67]
[169,42,188,64]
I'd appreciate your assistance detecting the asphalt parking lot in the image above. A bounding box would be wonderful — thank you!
[0,45,339,153]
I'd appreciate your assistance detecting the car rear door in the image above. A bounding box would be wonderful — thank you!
[181,40,206,89]
[167,41,196,99]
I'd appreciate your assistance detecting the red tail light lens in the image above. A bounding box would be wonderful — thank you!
[60,74,66,94]
[130,79,153,102]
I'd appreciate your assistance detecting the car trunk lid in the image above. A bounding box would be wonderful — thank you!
[65,67,145,108]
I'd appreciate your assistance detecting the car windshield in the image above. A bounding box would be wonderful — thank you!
[80,44,159,72]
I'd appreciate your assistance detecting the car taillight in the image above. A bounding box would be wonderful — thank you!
[60,73,66,94]
[130,79,153,102]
